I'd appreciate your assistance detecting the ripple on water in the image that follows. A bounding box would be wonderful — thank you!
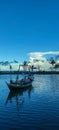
[0,74,59,130]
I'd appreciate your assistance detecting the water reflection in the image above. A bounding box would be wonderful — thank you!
[5,86,33,111]
[0,75,59,130]
[49,75,59,92]
[34,75,59,92]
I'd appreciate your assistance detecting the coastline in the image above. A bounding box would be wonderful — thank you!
[0,70,59,75]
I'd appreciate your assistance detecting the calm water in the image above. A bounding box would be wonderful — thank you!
[0,74,59,130]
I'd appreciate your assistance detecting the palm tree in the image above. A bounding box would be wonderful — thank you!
[49,57,56,70]
[23,61,27,71]
[31,65,34,72]
[9,64,12,71]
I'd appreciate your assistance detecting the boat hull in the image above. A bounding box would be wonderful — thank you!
[6,82,32,91]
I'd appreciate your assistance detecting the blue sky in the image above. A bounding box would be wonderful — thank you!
[0,0,59,62]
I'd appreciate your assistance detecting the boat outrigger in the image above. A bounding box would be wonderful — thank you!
[6,74,34,91]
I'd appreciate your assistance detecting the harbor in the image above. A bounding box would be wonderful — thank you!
[0,0,59,129]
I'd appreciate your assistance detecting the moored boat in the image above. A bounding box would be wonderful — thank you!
[6,74,34,91]
[6,81,32,91]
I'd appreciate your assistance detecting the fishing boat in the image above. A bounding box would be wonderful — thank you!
[6,74,34,91]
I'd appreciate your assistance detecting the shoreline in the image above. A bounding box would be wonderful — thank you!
[0,71,59,75]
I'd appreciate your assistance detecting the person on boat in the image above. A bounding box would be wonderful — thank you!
[10,79,13,83]
[28,74,34,81]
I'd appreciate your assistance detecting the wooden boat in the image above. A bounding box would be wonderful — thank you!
[6,74,34,91]
[6,81,32,91]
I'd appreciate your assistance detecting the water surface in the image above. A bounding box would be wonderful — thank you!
[0,74,59,130]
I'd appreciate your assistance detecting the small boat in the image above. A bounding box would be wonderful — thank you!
[6,74,34,91]
[6,81,32,91]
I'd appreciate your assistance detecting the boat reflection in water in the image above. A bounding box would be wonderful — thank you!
[5,86,33,111]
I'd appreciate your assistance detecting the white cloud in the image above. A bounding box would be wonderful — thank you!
[28,51,59,70]
[29,51,59,61]
[29,52,46,62]
[29,51,59,58]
